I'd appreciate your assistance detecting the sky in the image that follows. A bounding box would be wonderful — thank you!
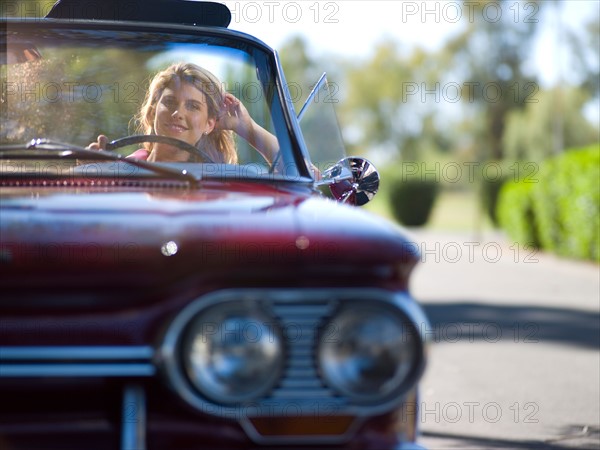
[222,0,600,87]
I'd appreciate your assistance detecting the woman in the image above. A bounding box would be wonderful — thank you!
[88,62,278,164]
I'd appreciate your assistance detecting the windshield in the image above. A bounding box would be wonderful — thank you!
[1,21,301,180]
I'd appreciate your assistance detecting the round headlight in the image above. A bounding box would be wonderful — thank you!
[181,303,283,404]
[318,306,419,403]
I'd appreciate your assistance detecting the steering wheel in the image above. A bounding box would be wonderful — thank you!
[105,134,216,163]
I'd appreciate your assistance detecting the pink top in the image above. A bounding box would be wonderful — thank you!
[128,149,150,160]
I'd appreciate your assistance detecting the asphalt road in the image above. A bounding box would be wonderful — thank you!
[406,230,600,449]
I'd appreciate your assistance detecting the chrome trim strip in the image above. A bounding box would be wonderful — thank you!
[0,346,154,360]
[0,364,156,377]
[121,384,147,450]
[0,346,156,377]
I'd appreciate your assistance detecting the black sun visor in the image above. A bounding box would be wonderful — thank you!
[45,0,231,28]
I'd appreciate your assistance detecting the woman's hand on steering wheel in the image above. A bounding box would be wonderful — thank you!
[86,134,215,163]
[87,135,108,151]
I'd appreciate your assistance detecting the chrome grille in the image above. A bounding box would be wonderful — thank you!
[269,300,342,405]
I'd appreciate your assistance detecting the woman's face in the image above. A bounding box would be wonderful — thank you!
[153,78,216,147]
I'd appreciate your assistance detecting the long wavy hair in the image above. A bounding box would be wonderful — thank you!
[133,62,237,164]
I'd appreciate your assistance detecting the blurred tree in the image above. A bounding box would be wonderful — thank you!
[341,41,456,161]
[443,0,547,161]
[502,6,599,162]
[337,1,551,164]
[564,14,600,99]
[344,41,410,155]
[277,35,326,114]
[2,45,155,146]
[503,87,599,162]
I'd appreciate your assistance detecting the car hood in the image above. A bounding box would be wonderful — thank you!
[0,182,419,290]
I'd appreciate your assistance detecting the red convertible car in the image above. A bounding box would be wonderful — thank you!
[0,1,429,448]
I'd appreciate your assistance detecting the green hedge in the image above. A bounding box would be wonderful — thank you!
[497,180,539,247]
[389,178,440,227]
[497,145,600,262]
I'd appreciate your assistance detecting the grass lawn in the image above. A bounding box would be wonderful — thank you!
[365,188,495,231]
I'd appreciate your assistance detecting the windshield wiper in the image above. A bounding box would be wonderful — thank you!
[0,139,199,185]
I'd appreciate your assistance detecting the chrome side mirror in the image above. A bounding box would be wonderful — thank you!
[320,157,379,206]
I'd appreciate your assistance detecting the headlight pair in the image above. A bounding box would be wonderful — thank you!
[162,291,425,415]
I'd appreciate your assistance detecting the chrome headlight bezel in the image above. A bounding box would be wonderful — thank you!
[161,295,285,409]
[317,301,423,405]
[181,303,284,404]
